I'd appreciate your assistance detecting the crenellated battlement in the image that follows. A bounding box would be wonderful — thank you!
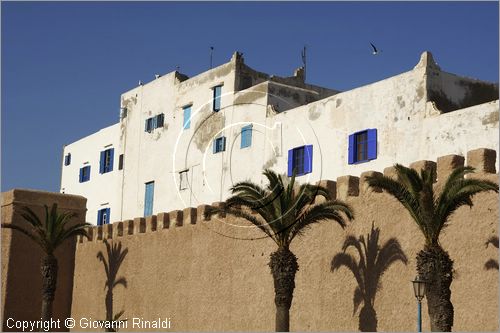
[78,148,498,244]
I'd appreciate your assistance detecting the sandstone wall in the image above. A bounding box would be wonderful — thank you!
[70,148,498,331]
[1,190,87,331]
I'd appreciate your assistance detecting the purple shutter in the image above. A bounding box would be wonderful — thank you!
[287,149,293,176]
[304,145,313,174]
[348,134,355,164]
[367,129,377,160]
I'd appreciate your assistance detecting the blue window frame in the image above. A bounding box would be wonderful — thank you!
[241,125,252,148]
[145,114,164,132]
[99,148,114,174]
[144,181,155,217]
[64,153,71,166]
[348,129,377,164]
[287,145,313,177]
[213,136,226,153]
[97,208,110,226]
[79,165,91,183]
[213,85,222,111]
[183,106,191,129]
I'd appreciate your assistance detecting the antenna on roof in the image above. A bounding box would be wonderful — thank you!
[210,46,214,69]
[301,45,307,82]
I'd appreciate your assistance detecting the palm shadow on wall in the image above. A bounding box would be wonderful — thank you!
[484,236,499,270]
[97,239,128,332]
[331,224,408,332]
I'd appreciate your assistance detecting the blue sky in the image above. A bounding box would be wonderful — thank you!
[2,1,498,192]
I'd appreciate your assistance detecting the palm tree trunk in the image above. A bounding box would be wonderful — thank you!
[359,304,377,332]
[269,249,299,332]
[416,246,454,332]
[41,254,58,322]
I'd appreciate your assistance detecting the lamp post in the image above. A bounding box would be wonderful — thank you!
[412,275,427,332]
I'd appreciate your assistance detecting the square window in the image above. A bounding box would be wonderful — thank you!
[100,148,114,174]
[287,145,313,177]
[213,136,226,153]
[348,129,377,164]
[213,85,222,112]
[79,165,91,183]
[97,208,110,226]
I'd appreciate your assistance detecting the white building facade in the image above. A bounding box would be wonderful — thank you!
[60,51,499,224]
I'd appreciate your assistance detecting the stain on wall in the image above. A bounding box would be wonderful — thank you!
[192,107,225,151]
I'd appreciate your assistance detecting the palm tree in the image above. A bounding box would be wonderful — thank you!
[97,240,128,332]
[331,223,408,331]
[1,203,90,321]
[484,236,499,270]
[205,169,354,331]
[366,165,498,331]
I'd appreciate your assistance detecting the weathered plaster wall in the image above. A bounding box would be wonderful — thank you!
[1,190,87,331]
[60,52,499,224]
[61,124,122,224]
[70,149,498,332]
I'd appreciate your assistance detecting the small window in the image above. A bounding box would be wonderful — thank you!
[99,148,114,174]
[241,125,253,149]
[118,154,124,170]
[64,153,71,166]
[145,114,164,132]
[213,85,222,112]
[213,136,226,154]
[287,145,313,177]
[144,181,154,217]
[179,170,189,190]
[183,106,191,129]
[348,129,377,164]
[79,165,91,183]
[97,208,110,226]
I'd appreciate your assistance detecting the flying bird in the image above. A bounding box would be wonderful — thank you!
[370,42,380,55]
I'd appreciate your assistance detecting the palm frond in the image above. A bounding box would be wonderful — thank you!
[288,200,353,242]
[331,252,364,292]
[1,223,44,249]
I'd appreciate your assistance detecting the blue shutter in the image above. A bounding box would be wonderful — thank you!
[213,86,221,111]
[183,107,191,129]
[108,149,114,172]
[99,151,105,173]
[97,210,102,226]
[241,125,252,148]
[86,166,91,181]
[367,129,377,160]
[222,136,226,151]
[79,167,83,183]
[144,182,155,217]
[287,149,293,176]
[213,139,217,154]
[105,208,111,224]
[157,114,164,128]
[152,116,157,130]
[145,119,149,132]
[304,145,313,174]
[348,134,355,165]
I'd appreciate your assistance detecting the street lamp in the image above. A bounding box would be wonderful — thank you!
[412,275,427,332]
